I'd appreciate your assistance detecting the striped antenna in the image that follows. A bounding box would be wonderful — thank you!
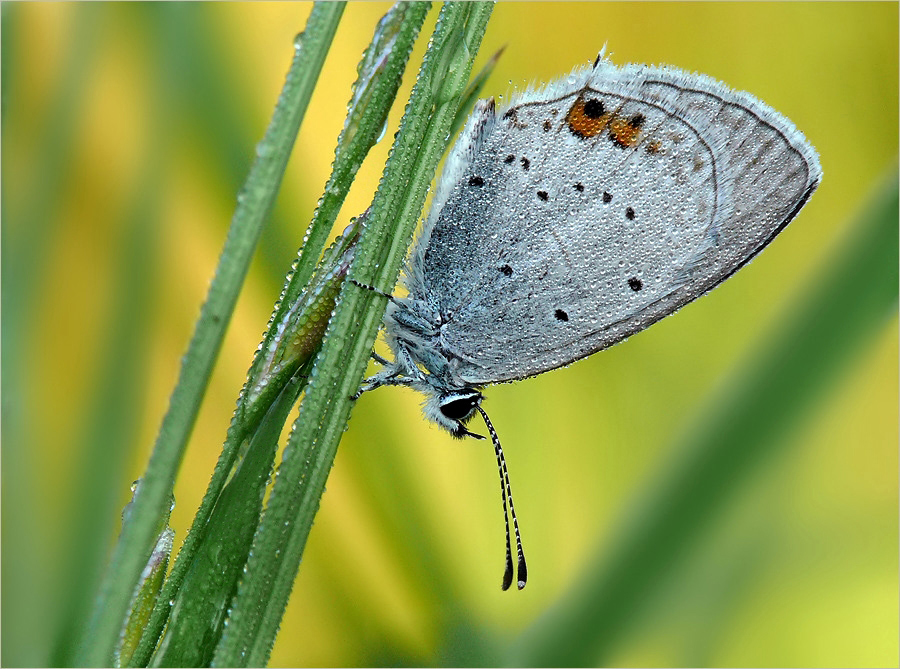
[476,405,527,590]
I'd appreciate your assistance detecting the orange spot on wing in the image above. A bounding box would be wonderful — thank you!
[565,95,610,138]
[608,118,642,148]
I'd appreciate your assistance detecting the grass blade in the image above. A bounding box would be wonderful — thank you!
[212,3,495,665]
[75,4,345,665]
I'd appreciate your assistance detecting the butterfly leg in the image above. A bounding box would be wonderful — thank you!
[353,343,425,400]
[370,350,392,367]
[353,366,408,399]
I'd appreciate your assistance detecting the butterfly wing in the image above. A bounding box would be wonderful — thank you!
[410,61,821,385]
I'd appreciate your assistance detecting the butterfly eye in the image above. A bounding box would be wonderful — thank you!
[439,391,482,421]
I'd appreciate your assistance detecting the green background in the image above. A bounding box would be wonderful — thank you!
[3,3,897,666]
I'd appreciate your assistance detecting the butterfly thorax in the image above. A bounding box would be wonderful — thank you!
[376,297,485,435]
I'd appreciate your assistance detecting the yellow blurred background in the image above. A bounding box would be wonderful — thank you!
[3,2,897,667]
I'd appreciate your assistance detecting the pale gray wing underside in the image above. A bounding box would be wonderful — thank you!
[413,64,821,385]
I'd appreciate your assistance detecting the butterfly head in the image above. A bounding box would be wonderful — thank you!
[423,388,485,439]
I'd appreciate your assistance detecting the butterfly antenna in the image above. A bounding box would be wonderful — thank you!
[349,278,403,306]
[476,405,527,590]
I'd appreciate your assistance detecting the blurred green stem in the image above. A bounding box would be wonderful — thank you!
[2,6,107,666]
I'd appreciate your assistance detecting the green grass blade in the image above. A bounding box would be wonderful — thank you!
[212,4,494,666]
[448,45,504,140]
[139,219,359,667]
[249,0,428,424]
[148,373,306,667]
[509,168,899,667]
[266,3,425,346]
[74,4,345,665]
[115,482,175,668]
[134,4,426,663]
